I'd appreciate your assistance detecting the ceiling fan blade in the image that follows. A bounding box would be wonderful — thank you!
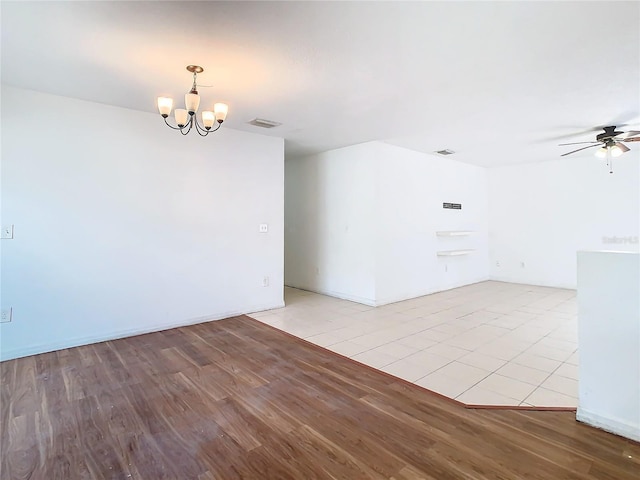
[620,136,640,142]
[561,144,602,156]
[558,141,599,146]
[541,129,599,142]
[619,130,640,138]
[608,110,639,127]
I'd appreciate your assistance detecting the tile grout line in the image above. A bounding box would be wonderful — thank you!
[269,284,578,407]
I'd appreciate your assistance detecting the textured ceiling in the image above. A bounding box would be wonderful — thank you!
[2,1,639,166]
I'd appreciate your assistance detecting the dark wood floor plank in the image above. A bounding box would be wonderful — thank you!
[7,356,37,417]
[475,409,640,478]
[361,390,595,480]
[306,409,416,478]
[357,394,517,479]
[2,315,638,479]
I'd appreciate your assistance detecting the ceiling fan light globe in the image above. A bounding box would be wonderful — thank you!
[595,147,608,158]
[610,145,624,158]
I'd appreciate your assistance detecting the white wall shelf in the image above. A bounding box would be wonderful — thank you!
[436,231,473,237]
[436,249,475,256]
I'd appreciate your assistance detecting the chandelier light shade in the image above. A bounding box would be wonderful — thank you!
[157,65,228,136]
[157,97,173,116]
[214,103,229,122]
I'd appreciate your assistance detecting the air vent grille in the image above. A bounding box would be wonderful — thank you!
[247,118,282,128]
[435,149,455,156]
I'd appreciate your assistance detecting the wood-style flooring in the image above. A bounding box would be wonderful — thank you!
[2,315,638,479]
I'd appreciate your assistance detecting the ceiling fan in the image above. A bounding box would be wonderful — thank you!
[559,125,640,157]
[559,126,640,173]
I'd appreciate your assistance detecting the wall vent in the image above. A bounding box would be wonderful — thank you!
[434,149,455,156]
[247,118,282,128]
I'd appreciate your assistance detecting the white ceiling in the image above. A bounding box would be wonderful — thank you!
[2,1,639,166]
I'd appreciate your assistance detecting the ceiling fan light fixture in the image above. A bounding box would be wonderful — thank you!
[609,145,622,157]
[610,143,628,158]
[595,146,608,158]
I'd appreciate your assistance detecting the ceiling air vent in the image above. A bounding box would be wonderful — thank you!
[434,149,455,156]
[247,118,282,128]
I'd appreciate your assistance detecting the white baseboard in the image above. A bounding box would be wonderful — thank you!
[285,277,492,307]
[488,275,577,290]
[0,301,285,362]
[283,284,377,306]
[576,408,640,442]
[374,276,491,306]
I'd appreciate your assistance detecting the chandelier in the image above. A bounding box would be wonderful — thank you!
[157,65,228,136]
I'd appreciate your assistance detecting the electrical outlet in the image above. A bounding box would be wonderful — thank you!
[496,261,501,267]
[262,276,269,287]
[520,262,525,268]
[1,225,14,239]
[1,308,12,323]
[259,224,268,233]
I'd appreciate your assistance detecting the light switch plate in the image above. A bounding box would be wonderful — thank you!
[1,308,12,323]
[1,225,14,239]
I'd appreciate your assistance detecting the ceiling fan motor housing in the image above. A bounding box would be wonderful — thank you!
[596,126,623,142]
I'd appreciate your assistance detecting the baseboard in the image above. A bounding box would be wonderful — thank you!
[488,276,577,290]
[283,284,377,306]
[0,301,285,362]
[286,278,492,307]
[576,408,640,442]
[374,276,491,306]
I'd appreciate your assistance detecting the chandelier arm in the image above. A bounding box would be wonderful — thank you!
[193,117,210,136]
[192,116,223,136]
[163,117,183,130]
[179,117,194,136]
[199,122,222,135]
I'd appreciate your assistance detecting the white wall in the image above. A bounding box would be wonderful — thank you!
[284,143,377,304]
[375,143,489,304]
[0,86,284,361]
[284,141,489,305]
[576,251,640,441]
[488,156,640,288]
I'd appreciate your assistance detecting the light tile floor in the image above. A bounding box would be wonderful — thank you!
[249,281,578,407]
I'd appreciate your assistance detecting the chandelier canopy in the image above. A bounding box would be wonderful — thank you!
[157,65,228,136]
